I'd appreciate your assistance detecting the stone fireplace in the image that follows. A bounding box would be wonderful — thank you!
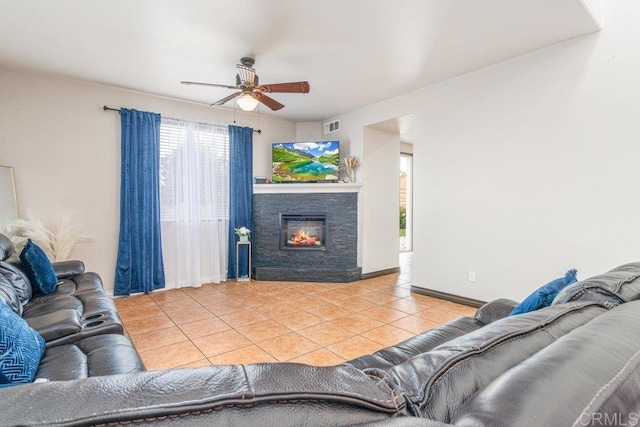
[253,184,362,282]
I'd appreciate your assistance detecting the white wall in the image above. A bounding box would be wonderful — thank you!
[0,68,295,294]
[414,1,640,301]
[330,1,640,302]
[362,127,400,274]
[295,121,322,142]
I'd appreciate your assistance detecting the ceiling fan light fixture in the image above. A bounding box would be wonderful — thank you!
[237,93,259,111]
[181,56,308,111]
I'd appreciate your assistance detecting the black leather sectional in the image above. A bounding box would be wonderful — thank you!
[0,234,144,382]
[1,231,639,426]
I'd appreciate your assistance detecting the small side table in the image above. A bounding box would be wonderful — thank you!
[235,241,251,282]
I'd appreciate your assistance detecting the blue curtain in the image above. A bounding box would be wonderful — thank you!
[227,125,253,279]
[114,108,166,296]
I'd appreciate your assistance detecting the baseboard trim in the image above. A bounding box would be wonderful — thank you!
[361,267,401,280]
[411,286,486,308]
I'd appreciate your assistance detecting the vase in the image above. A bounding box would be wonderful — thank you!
[239,235,249,242]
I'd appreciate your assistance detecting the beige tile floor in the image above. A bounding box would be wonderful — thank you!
[114,254,477,370]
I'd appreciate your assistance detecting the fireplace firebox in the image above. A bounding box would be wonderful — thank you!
[280,213,326,251]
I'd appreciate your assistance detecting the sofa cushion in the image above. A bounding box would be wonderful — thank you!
[19,239,58,295]
[510,269,577,315]
[0,299,46,387]
[35,334,145,381]
[23,289,114,319]
[25,309,82,343]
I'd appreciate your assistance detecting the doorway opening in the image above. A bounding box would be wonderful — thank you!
[400,152,413,252]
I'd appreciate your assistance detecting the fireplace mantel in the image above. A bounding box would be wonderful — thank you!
[253,183,362,194]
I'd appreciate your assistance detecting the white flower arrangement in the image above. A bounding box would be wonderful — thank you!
[234,226,251,238]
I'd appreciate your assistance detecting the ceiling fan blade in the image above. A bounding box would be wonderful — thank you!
[181,81,239,90]
[256,81,310,94]
[252,92,285,111]
[211,91,243,106]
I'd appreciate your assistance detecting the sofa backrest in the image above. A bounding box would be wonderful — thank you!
[0,261,32,310]
[0,363,407,426]
[347,299,519,373]
[0,234,34,310]
[347,316,482,372]
[0,273,21,315]
[553,261,640,307]
[0,233,14,261]
[386,301,607,423]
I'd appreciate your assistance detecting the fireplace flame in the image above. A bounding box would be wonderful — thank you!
[288,229,320,246]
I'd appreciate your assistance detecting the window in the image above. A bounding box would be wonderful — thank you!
[159,118,229,221]
[158,117,230,287]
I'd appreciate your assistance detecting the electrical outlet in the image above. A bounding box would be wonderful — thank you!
[468,271,476,282]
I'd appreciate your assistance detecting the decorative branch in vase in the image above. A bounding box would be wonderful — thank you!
[339,156,360,183]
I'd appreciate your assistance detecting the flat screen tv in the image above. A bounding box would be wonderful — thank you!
[272,141,340,183]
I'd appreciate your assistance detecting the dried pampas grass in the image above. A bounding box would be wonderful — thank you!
[50,216,91,261]
[339,156,360,183]
[1,213,91,261]
[2,213,55,259]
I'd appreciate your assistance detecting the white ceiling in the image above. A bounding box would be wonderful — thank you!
[0,0,600,122]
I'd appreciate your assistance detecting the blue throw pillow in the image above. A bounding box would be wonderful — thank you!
[0,299,46,387]
[19,239,58,295]
[510,269,578,316]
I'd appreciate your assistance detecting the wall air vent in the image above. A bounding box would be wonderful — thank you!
[323,120,340,134]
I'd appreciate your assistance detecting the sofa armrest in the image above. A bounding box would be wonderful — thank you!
[52,260,85,279]
[475,298,519,325]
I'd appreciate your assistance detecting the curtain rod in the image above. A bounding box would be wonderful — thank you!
[103,105,262,134]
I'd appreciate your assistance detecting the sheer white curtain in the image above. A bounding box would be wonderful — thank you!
[159,118,229,288]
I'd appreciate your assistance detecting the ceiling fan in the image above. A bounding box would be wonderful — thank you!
[181,57,310,112]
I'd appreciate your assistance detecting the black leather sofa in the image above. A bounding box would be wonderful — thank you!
[1,244,639,425]
[0,234,144,382]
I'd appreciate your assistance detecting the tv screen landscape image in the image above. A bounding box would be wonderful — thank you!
[272,141,340,183]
